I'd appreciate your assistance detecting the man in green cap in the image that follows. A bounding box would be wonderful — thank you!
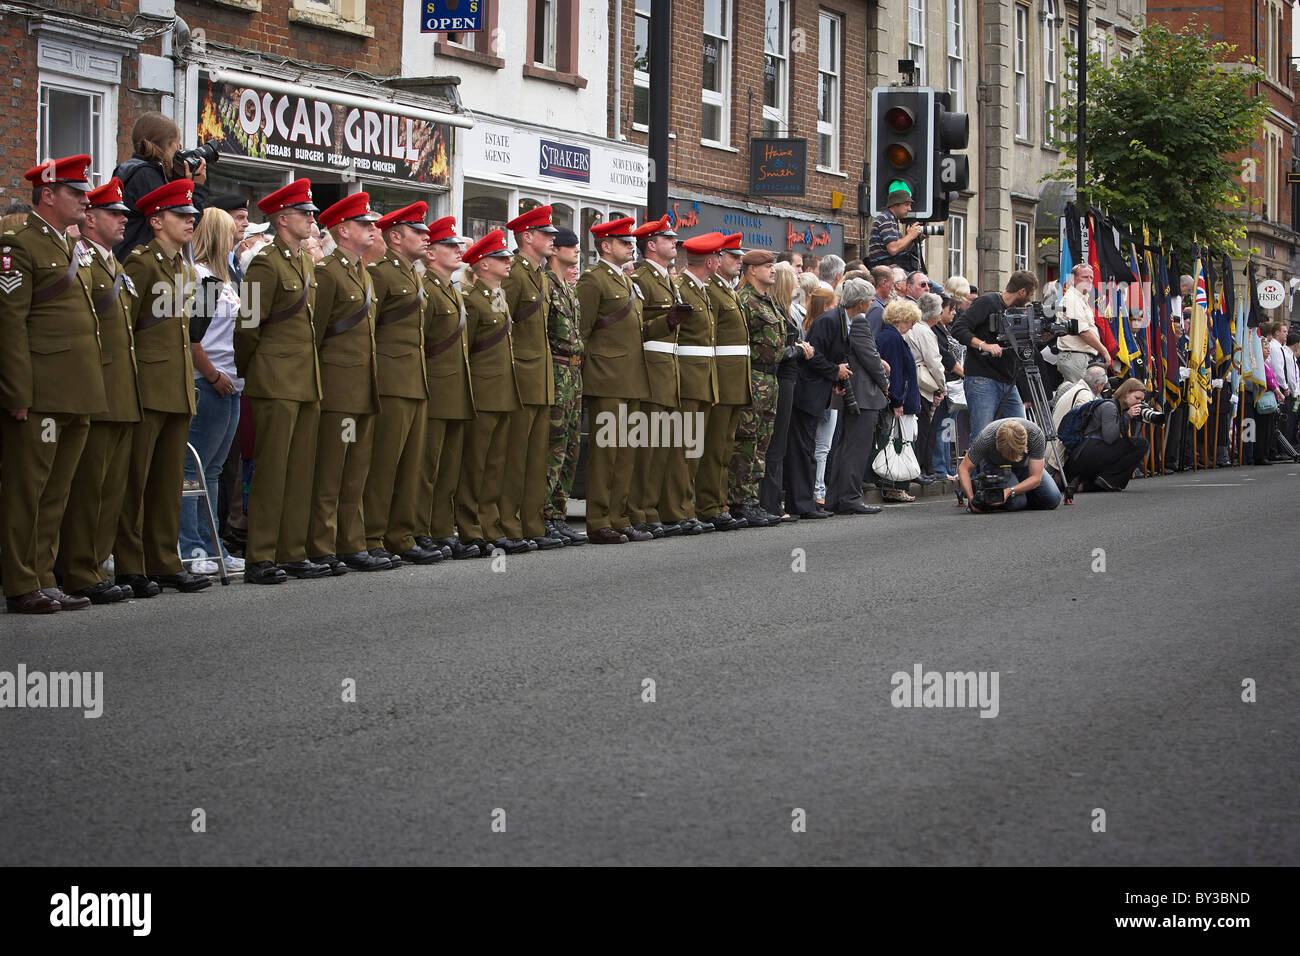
[867,181,924,273]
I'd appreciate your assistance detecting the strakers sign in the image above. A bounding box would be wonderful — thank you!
[196,72,451,186]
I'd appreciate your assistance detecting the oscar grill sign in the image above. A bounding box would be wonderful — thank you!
[196,71,451,186]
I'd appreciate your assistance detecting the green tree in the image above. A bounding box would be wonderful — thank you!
[1049,21,1269,259]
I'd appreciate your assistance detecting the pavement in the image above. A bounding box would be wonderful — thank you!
[1,465,1297,866]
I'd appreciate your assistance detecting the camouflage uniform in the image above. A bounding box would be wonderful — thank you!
[544,266,584,520]
[728,284,785,504]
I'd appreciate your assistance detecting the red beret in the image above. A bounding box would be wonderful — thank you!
[257,178,318,216]
[591,217,636,240]
[375,201,429,233]
[632,214,676,239]
[426,216,463,245]
[506,205,559,234]
[719,232,745,254]
[137,179,199,216]
[317,192,380,230]
[462,229,512,265]
[24,154,92,192]
[681,231,726,256]
[87,177,129,212]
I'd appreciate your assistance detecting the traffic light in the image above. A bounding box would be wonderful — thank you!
[931,93,969,223]
[870,87,934,217]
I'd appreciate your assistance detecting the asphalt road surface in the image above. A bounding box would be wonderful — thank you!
[2,466,1297,866]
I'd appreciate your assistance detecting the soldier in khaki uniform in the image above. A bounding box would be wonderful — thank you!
[500,205,565,551]
[59,177,140,604]
[305,191,388,573]
[234,178,324,585]
[671,232,724,535]
[118,179,212,595]
[0,155,104,613]
[418,216,479,560]
[456,229,526,554]
[699,232,753,530]
[362,202,437,566]
[542,227,587,545]
[575,217,649,544]
[630,214,693,537]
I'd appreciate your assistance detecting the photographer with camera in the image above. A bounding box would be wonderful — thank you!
[1064,378,1154,493]
[957,418,1061,513]
[867,182,925,273]
[951,270,1040,436]
[113,112,214,261]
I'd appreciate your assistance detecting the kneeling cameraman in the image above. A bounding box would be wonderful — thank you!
[958,418,1062,513]
[1065,378,1152,492]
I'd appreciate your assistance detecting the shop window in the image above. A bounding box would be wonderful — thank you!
[206,163,290,220]
[465,191,509,240]
[550,202,574,231]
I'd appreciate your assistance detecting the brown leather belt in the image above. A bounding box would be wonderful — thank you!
[92,270,126,314]
[592,299,633,331]
[323,290,372,339]
[31,249,82,306]
[264,285,310,326]
[469,318,511,355]
[424,316,467,358]
[377,297,421,326]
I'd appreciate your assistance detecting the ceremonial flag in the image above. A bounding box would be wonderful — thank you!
[1059,213,1073,289]
[1158,250,1182,408]
[1186,254,1210,428]
[1086,211,1120,359]
[1212,254,1234,368]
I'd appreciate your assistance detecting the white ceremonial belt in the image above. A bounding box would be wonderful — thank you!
[714,345,750,356]
[676,345,715,357]
[643,340,676,354]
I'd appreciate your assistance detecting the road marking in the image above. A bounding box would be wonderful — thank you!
[1174,483,1242,487]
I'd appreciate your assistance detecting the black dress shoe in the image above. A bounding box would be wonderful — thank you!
[342,551,390,572]
[416,536,454,560]
[620,526,654,542]
[692,517,715,532]
[703,511,746,531]
[466,539,493,557]
[659,521,685,537]
[245,561,288,585]
[588,526,629,544]
[309,554,350,576]
[399,545,443,565]
[444,538,480,559]
[530,534,566,550]
[835,502,882,515]
[151,571,213,593]
[489,537,532,555]
[915,473,936,485]
[279,560,332,579]
[740,502,779,527]
[116,574,160,598]
[798,509,832,519]
[676,518,706,535]
[369,547,402,568]
[70,579,127,604]
[779,513,799,523]
[41,587,91,610]
[634,522,665,539]
[6,590,61,614]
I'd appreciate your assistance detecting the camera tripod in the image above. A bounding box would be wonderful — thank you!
[1002,335,1074,505]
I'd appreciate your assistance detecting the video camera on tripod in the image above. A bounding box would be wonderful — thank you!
[994,303,1079,357]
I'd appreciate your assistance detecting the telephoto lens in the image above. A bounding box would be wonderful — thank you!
[178,139,221,174]
[919,223,945,237]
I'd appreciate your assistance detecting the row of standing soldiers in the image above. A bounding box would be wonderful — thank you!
[1,155,803,611]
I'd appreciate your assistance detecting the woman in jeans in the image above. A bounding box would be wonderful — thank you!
[803,285,839,506]
[179,207,245,575]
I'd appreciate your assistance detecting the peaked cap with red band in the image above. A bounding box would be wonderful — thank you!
[374,201,429,233]
[24,154,92,192]
[462,229,512,265]
[506,205,558,234]
[87,177,130,212]
[719,232,745,254]
[590,217,636,240]
[317,192,380,230]
[680,231,726,256]
[137,179,199,216]
[257,178,319,216]
[632,214,676,239]
[426,216,463,245]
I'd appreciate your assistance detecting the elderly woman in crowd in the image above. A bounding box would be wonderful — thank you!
[875,298,923,502]
[801,284,840,507]
[905,292,948,484]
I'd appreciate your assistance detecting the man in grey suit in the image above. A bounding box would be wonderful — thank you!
[826,278,891,515]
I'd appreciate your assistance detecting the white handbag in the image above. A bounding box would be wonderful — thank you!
[945,379,967,408]
[872,417,922,483]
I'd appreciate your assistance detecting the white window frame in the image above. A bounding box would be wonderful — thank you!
[1043,1,1058,145]
[1014,6,1029,140]
[947,0,964,112]
[817,11,842,172]
[35,39,118,191]
[1264,126,1282,221]
[947,212,966,279]
[908,0,927,85]
[762,0,789,136]
[533,0,558,69]
[701,0,732,147]
[1014,219,1031,272]
[633,0,651,130]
